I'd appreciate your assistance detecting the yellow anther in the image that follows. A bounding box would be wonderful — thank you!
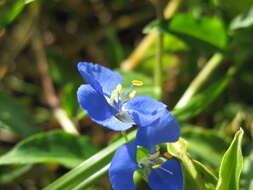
[131,80,144,86]
[116,84,122,92]
[152,164,161,169]
[129,90,136,99]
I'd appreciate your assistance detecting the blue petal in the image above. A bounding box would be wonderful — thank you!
[148,159,183,190]
[125,96,167,127]
[77,85,132,131]
[78,62,122,96]
[136,109,180,150]
[98,116,133,131]
[109,141,139,190]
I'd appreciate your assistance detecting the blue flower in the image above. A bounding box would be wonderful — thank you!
[77,62,180,148]
[109,141,183,190]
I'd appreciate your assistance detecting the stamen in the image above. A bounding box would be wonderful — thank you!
[129,90,136,98]
[131,80,144,86]
[116,84,122,92]
[158,166,174,175]
[152,164,161,169]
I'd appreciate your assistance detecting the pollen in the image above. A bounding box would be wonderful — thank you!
[152,164,161,169]
[131,80,144,86]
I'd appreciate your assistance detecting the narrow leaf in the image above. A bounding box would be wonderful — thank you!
[215,128,244,190]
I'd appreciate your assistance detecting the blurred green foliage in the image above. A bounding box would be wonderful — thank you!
[0,0,253,190]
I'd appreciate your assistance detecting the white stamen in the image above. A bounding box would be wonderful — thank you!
[129,90,136,99]
[159,166,173,175]
[116,84,122,92]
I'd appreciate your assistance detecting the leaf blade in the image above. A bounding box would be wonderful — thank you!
[215,128,244,190]
[0,131,98,168]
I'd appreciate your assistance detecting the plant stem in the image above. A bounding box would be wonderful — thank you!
[121,131,129,142]
[175,53,223,109]
[71,164,110,190]
[121,0,182,71]
[154,0,164,90]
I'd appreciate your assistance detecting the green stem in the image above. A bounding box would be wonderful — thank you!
[175,53,223,109]
[121,131,129,142]
[181,154,206,190]
[71,164,110,190]
[154,0,163,91]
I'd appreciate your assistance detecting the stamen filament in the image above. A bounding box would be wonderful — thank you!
[159,166,173,175]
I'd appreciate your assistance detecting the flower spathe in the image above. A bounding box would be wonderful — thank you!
[109,141,183,190]
[77,62,180,148]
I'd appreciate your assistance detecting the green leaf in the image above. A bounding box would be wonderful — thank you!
[165,14,227,50]
[0,131,98,168]
[0,93,37,137]
[136,146,149,164]
[0,0,33,29]
[182,127,228,168]
[230,6,253,30]
[118,70,161,99]
[215,128,244,190]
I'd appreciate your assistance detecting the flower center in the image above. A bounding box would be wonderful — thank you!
[105,80,144,123]
[138,147,174,176]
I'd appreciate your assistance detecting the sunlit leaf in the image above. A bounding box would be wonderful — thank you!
[144,14,228,50]
[215,128,244,190]
[0,0,34,29]
[0,131,98,168]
